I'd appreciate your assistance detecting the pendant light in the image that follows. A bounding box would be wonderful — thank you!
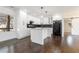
[40,6,44,24]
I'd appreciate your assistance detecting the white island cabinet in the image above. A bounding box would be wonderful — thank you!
[31,28,52,45]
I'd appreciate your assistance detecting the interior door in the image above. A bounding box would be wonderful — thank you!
[53,20,62,36]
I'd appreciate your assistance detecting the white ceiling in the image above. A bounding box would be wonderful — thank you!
[10,6,79,18]
[23,6,65,18]
[25,6,64,17]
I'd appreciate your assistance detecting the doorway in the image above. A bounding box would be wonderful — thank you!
[53,20,62,37]
[64,19,72,36]
[53,20,62,46]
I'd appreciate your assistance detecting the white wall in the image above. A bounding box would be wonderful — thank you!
[43,17,49,24]
[72,19,79,35]
[16,8,29,39]
[27,15,41,24]
[16,8,41,39]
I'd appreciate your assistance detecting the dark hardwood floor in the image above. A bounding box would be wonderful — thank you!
[0,33,79,53]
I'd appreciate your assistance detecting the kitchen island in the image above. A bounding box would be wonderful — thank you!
[31,28,52,45]
[27,24,53,45]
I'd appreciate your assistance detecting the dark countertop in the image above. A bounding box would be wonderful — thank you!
[27,24,53,28]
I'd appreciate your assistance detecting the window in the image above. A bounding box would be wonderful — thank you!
[0,15,13,32]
